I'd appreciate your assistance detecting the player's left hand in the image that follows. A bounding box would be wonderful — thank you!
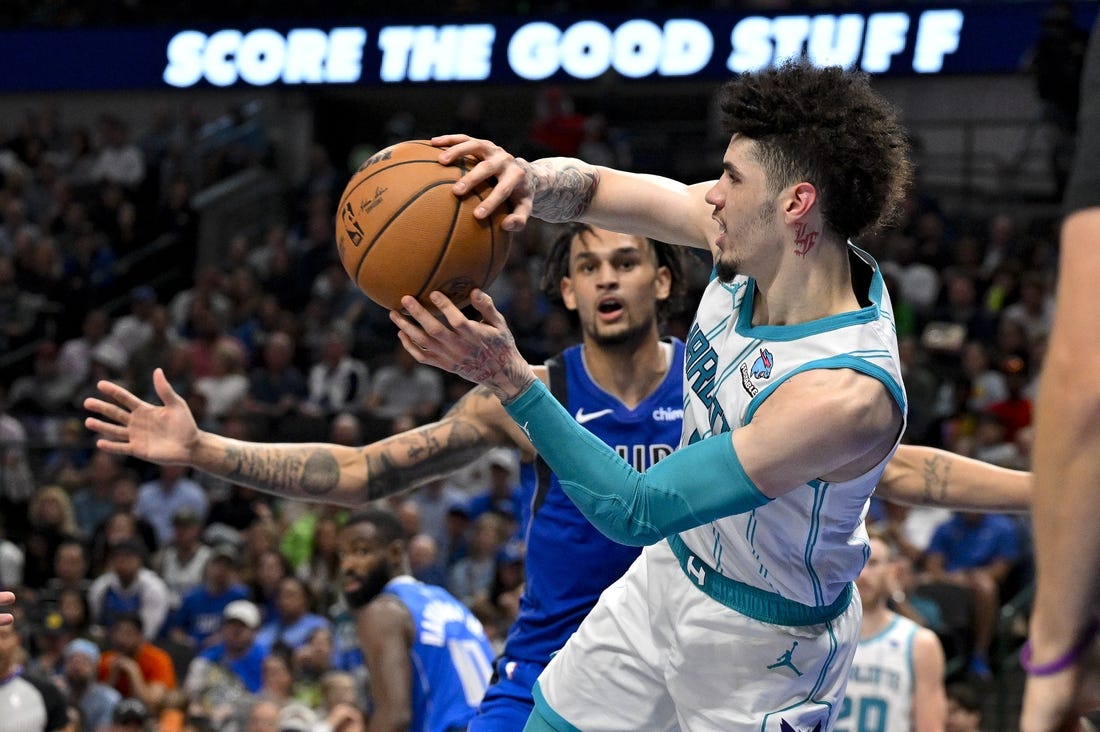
[391,290,536,403]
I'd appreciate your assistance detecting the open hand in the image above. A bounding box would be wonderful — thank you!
[84,367,199,466]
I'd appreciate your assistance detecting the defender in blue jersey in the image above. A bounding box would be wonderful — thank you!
[340,508,494,732]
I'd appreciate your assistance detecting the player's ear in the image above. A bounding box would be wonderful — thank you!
[783,181,818,222]
[560,276,578,312]
[653,266,672,303]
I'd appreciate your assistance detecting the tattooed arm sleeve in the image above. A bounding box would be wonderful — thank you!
[189,386,514,505]
[876,444,1031,513]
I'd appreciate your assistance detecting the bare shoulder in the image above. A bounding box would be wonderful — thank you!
[777,367,902,438]
[912,625,946,663]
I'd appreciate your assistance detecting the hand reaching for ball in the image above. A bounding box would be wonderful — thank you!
[432,134,534,232]
[390,289,537,405]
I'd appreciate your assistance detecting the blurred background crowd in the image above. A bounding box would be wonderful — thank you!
[0,1,1093,730]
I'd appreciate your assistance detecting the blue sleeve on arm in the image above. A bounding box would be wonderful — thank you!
[504,380,771,546]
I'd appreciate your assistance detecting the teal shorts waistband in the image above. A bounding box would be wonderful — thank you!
[666,534,853,627]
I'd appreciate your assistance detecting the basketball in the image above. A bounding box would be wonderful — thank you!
[334,139,511,311]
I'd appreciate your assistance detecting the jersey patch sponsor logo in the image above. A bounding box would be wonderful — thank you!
[575,407,614,424]
[741,347,774,396]
[751,348,774,378]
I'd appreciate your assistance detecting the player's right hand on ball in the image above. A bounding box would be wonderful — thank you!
[432,134,531,231]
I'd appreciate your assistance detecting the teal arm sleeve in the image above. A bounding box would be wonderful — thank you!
[504,379,772,546]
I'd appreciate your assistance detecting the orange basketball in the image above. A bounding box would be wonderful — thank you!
[334,139,511,311]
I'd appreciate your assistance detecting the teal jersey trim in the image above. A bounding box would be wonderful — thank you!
[742,355,907,426]
[859,615,901,646]
[530,681,583,732]
[667,534,854,626]
[760,619,840,731]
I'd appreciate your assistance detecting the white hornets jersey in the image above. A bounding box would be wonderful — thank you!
[677,245,906,612]
[839,615,921,732]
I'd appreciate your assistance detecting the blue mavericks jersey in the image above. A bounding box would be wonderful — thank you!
[504,339,685,663]
[383,578,494,732]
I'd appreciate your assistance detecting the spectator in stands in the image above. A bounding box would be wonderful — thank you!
[86,470,158,562]
[296,516,342,613]
[108,698,149,732]
[363,342,444,423]
[87,539,172,640]
[167,545,248,651]
[933,271,997,344]
[467,448,525,533]
[0,382,37,540]
[98,613,175,712]
[409,478,468,553]
[408,533,447,587]
[27,601,73,678]
[986,354,1034,443]
[257,647,295,705]
[448,512,507,607]
[242,330,307,426]
[134,464,207,547]
[290,625,337,709]
[183,599,267,727]
[155,508,213,606]
[192,340,249,421]
[245,549,290,625]
[61,638,121,732]
[71,451,122,538]
[302,325,369,418]
[8,340,77,422]
[127,305,180,392]
[56,587,101,648]
[254,577,330,653]
[38,417,93,487]
[923,511,1023,679]
[24,485,79,592]
[45,538,90,599]
[107,286,158,360]
[89,116,144,190]
[0,622,68,731]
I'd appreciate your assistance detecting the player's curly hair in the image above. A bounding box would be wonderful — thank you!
[539,223,688,324]
[717,61,913,241]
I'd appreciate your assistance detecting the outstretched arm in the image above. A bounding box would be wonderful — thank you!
[85,368,531,506]
[433,134,717,250]
[878,444,1031,513]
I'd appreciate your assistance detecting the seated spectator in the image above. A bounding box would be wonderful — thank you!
[166,546,249,651]
[295,516,342,613]
[363,342,444,422]
[45,539,90,600]
[242,330,307,423]
[24,485,80,593]
[184,599,267,727]
[38,417,93,487]
[26,601,72,678]
[87,539,171,640]
[447,512,506,607]
[0,622,68,732]
[290,625,336,710]
[135,464,207,548]
[71,451,123,539]
[98,613,176,711]
[257,647,295,705]
[192,341,250,421]
[467,448,526,536]
[89,512,156,578]
[408,533,447,588]
[109,698,150,732]
[409,478,469,552]
[302,325,369,417]
[923,511,1023,680]
[254,577,329,653]
[245,549,292,625]
[155,508,213,606]
[85,470,158,564]
[61,638,121,732]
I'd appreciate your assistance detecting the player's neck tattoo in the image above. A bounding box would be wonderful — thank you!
[793,222,819,258]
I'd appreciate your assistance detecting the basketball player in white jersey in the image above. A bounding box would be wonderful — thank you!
[394,61,914,730]
[841,531,946,732]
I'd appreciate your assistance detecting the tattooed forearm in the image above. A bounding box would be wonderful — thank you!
[921,454,951,504]
[365,418,490,500]
[223,444,315,495]
[522,158,600,223]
